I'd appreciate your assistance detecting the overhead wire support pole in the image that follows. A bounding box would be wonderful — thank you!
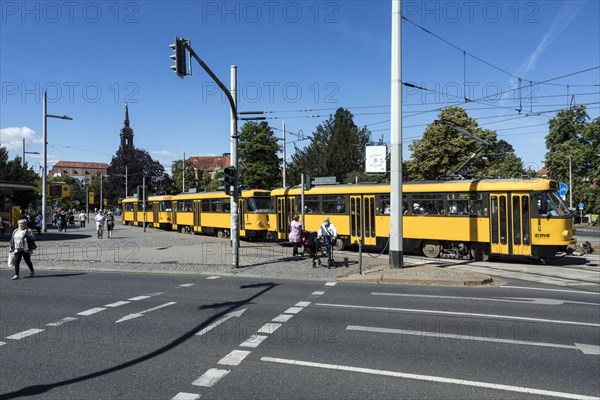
[389,0,403,268]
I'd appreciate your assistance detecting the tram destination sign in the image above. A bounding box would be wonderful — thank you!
[313,176,337,185]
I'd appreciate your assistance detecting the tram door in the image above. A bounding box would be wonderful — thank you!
[489,193,532,256]
[276,196,295,239]
[193,200,201,233]
[350,195,377,246]
[239,199,247,237]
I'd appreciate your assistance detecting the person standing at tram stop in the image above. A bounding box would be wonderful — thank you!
[317,216,337,264]
[33,211,43,238]
[79,210,87,228]
[106,211,115,239]
[95,210,106,239]
[289,214,302,259]
[9,219,36,280]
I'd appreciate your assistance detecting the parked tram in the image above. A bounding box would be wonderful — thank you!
[121,190,271,239]
[269,179,576,260]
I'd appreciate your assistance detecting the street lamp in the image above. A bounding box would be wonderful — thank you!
[42,91,73,232]
[22,138,40,167]
[552,152,572,210]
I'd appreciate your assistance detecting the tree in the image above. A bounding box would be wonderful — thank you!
[171,159,198,194]
[238,121,281,189]
[0,146,40,209]
[287,108,372,185]
[105,147,169,205]
[545,106,599,214]
[404,107,524,180]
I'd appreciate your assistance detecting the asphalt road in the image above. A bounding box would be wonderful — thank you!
[1,271,598,400]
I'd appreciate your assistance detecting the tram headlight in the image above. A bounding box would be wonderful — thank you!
[562,230,570,239]
[258,221,264,227]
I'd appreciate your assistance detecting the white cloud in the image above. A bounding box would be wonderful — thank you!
[519,0,586,76]
[1,126,41,151]
[151,150,176,157]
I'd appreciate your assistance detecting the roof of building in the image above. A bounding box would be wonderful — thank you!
[53,161,109,169]
[188,155,230,171]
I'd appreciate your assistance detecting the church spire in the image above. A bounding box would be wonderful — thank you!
[119,103,134,150]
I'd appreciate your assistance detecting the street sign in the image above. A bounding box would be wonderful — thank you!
[558,182,568,197]
[578,202,585,209]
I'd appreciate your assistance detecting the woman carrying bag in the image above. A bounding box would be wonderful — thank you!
[9,219,36,280]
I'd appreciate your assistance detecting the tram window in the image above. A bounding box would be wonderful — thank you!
[212,199,230,213]
[246,197,271,213]
[534,192,570,217]
[323,195,346,214]
[123,203,133,212]
[160,201,172,212]
[411,194,443,215]
[144,202,153,211]
[377,195,391,215]
[447,193,483,216]
[522,196,530,245]
[177,200,193,212]
[513,196,521,245]
[303,196,320,214]
[201,201,210,212]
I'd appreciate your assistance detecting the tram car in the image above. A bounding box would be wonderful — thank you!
[171,189,271,239]
[121,195,173,229]
[122,190,271,240]
[268,179,576,261]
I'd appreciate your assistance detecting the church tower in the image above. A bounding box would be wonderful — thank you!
[119,103,134,150]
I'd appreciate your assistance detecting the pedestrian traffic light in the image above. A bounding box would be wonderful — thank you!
[218,166,236,195]
[169,36,188,78]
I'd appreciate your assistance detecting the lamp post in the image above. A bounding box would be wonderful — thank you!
[42,91,73,232]
[553,152,572,210]
[22,138,40,167]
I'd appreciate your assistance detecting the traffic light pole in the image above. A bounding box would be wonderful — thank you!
[177,40,240,268]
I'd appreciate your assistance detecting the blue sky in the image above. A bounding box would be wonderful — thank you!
[1,0,599,176]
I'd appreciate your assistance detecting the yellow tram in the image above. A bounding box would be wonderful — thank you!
[269,179,576,260]
[122,190,271,239]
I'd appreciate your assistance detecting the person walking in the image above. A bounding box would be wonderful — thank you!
[33,211,43,238]
[106,211,115,238]
[9,219,36,280]
[79,211,87,228]
[95,210,106,239]
[317,216,337,267]
[288,214,302,259]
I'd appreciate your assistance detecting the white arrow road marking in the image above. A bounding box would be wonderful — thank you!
[371,292,599,306]
[115,302,177,323]
[316,303,600,327]
[347,325,600,356]
[192,368,229,387]
[195,308,247,336]
[261,357,600,400]
[6,329,44,340]
[502,286,600,295]
[170,393,200,400]
[0,341,6,346]
[574,343,600,355]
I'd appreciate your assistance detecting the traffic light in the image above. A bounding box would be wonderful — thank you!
[305,175,312,190]
[218,166,236,195]
[169,36,188,78]
[137,185,147,201]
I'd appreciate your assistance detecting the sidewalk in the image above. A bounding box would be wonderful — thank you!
[1,221,493,286]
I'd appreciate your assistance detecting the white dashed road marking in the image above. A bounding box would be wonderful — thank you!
[192,368,230,387]
[77,307,106,316]
[179,283,195,287]
[128,295,151,301]
[272,314,294,323]
[283,307,303,314]
[257,323,282,334]
[261,357,600,400]
[312,291,325,296]
[218,350,251,366]
[104,301,131,308]
[206,276,220,280]
[295,301,311,307]
[240,335,269,348]
[170,393,200,400]
[46,317,78,327]
[6,329,44,340]
[325,282,337,286]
